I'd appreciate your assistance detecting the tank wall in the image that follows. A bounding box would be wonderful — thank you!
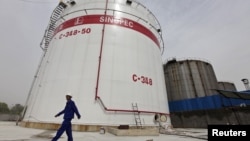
[164,59,219,101]
[23,0,170,126]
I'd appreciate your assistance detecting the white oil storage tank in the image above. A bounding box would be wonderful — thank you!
[21,0,171,131]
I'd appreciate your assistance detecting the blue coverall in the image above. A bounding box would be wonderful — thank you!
[52,100,81,141]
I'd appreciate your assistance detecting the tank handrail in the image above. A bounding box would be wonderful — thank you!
[40,2,66,51]
[96,96,170,116]
[164,57,212,65]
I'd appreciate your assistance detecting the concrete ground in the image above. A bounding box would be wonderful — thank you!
[0,121,207,141]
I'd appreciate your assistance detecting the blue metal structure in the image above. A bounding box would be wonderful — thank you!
[169,90,250,112]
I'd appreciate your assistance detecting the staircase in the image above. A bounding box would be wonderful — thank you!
[40,2,67,51]
[132,103,143,129]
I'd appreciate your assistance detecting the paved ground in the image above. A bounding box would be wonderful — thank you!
[0,121,208,141]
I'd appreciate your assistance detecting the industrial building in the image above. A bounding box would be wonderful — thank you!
[164,58,250,128]
[218,81,237,91]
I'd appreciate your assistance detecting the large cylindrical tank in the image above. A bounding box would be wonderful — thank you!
[22,0,170,130]
[218,81,237,91]
[164,58,219,101]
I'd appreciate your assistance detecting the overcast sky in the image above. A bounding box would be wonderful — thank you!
[1,0,250,106]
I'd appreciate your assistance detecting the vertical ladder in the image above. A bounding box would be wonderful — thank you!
[40,1,67,51]
[132,103,142,129]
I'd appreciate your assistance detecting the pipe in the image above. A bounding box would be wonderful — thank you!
[95,0,109,100]
[97,96,170,116]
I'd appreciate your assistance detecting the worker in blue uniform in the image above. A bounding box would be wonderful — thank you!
[51,93,81,141]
